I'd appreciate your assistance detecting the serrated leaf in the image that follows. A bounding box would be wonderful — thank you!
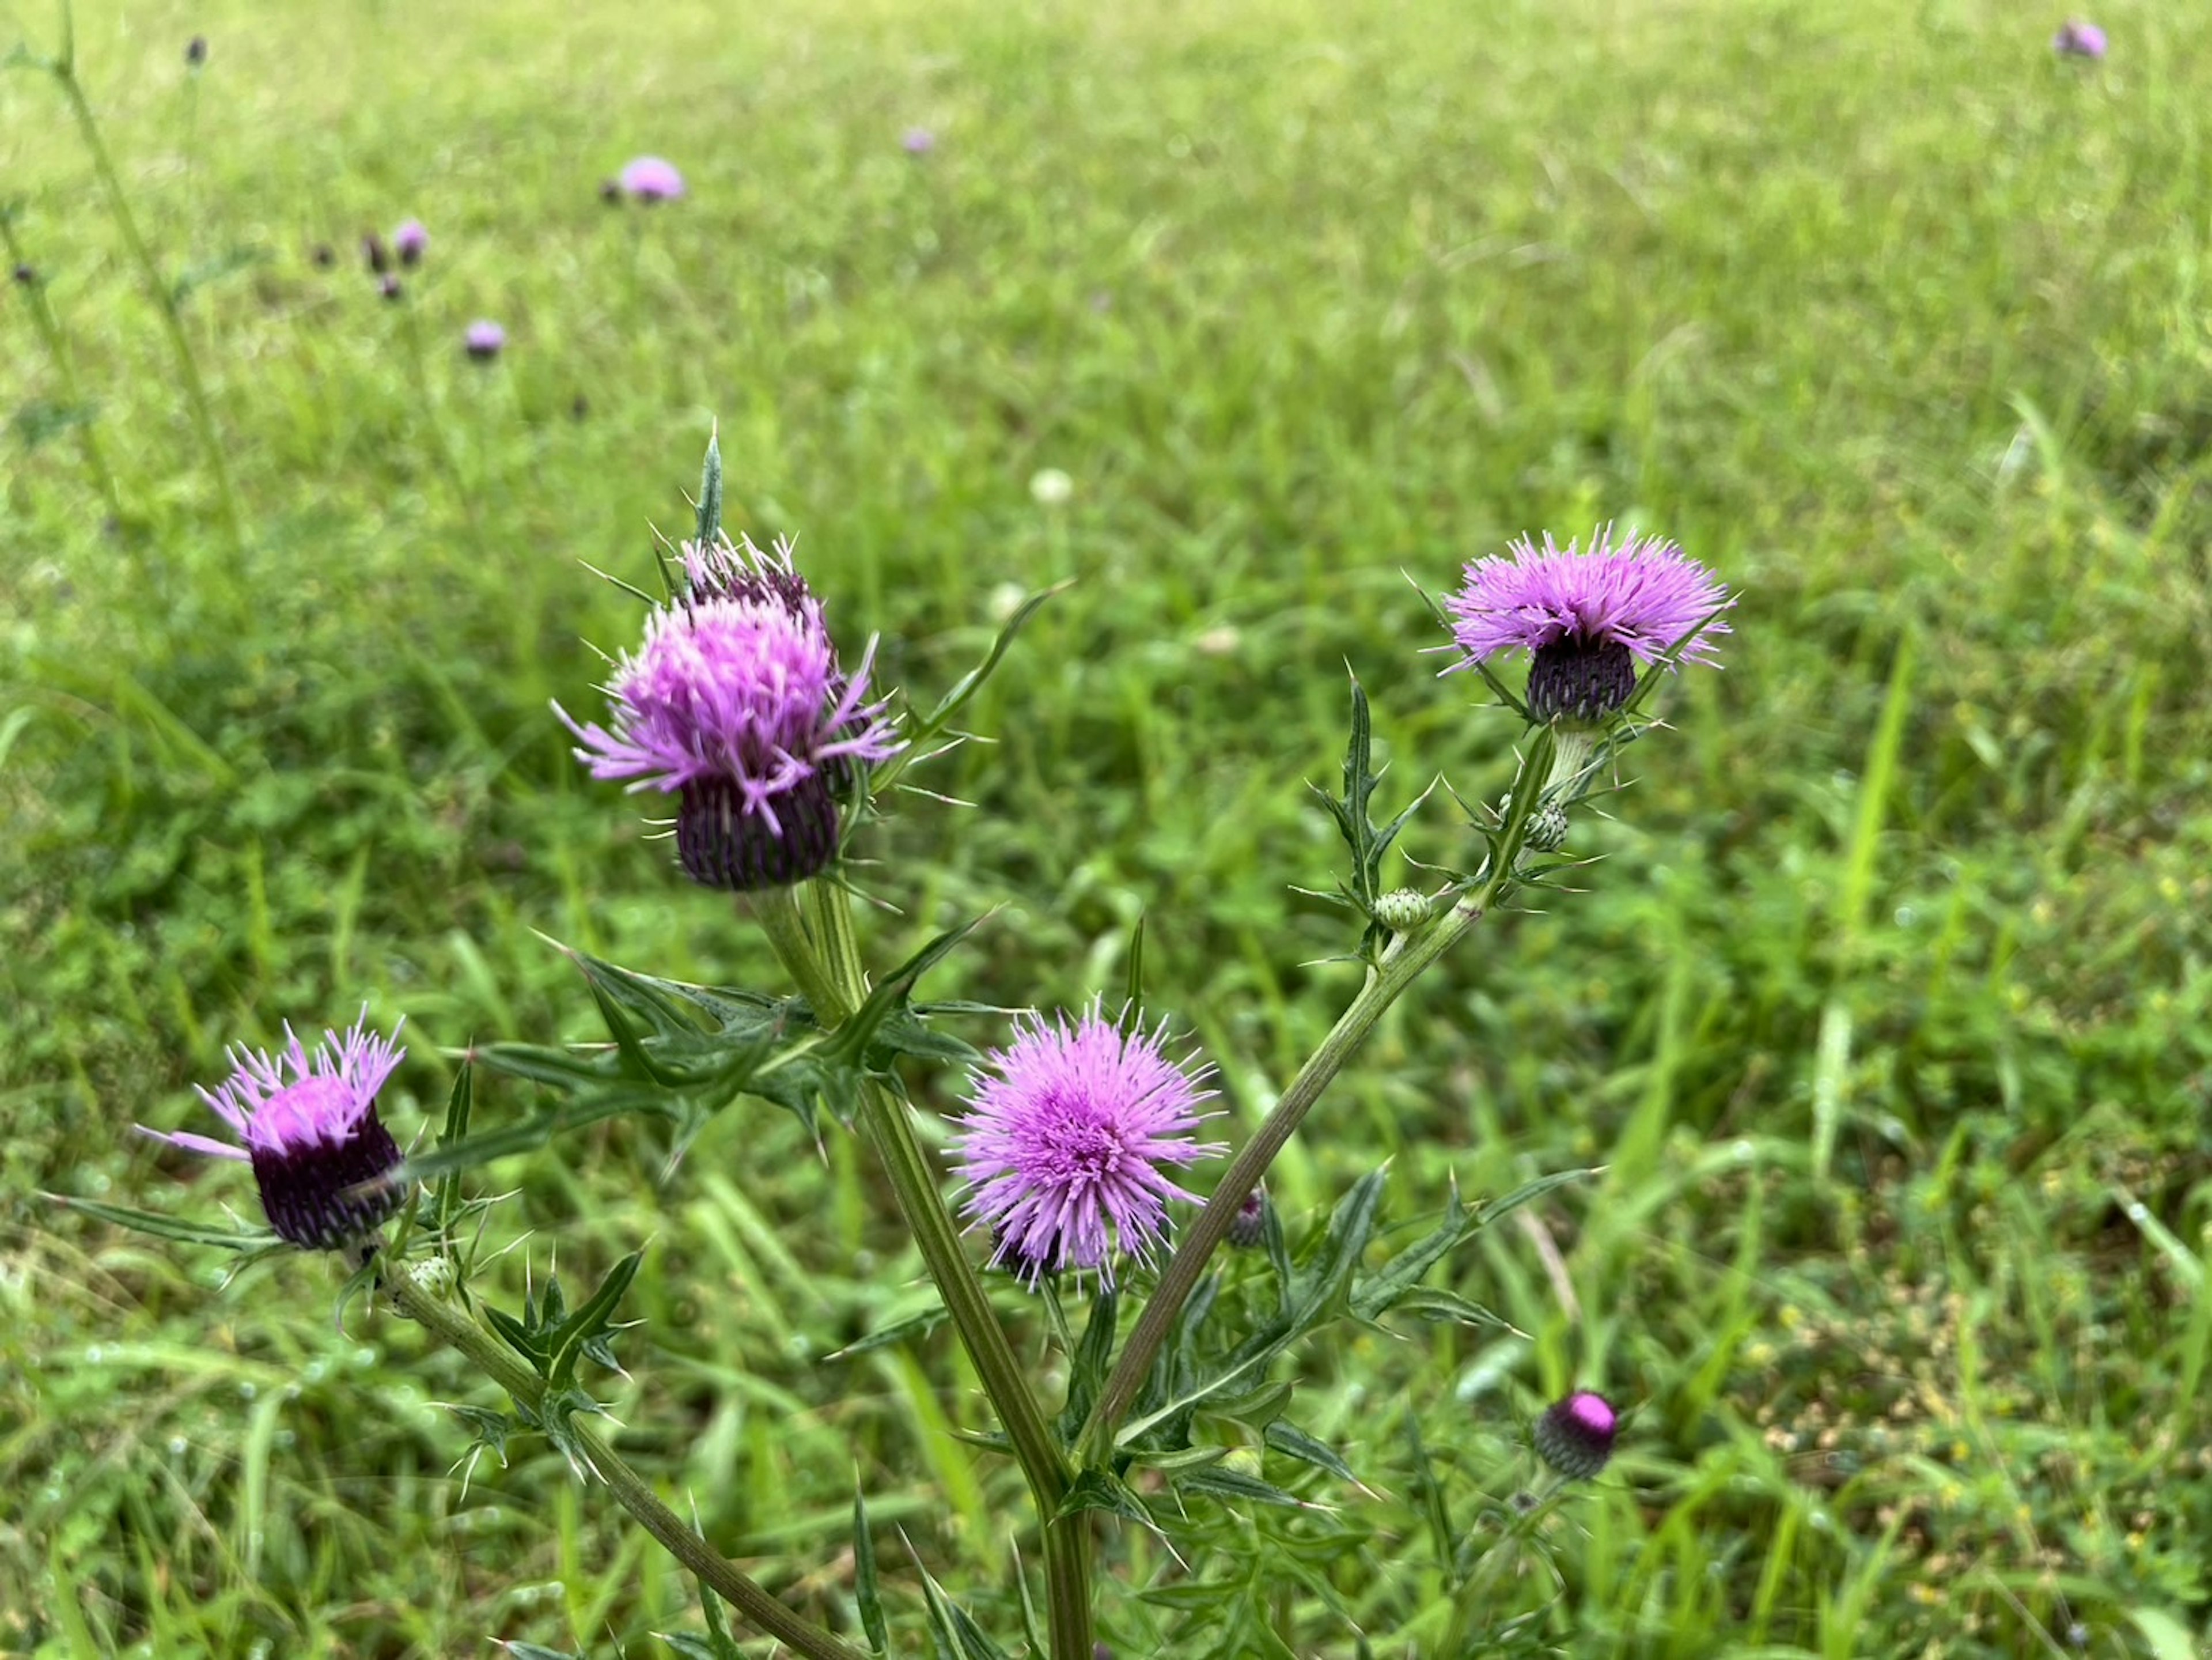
[1195,1377,1294,1432]
[1055,1285,1120,1442]
[910,1551,1016,1660]
[1348,1182,1467,1321]
[545,1249,643,1393]
[820,917,986,1074]
[828,1303,952,1361]
[1172,1465,1308,1508]
[1384,1287,1517,1331]
[50,1194,281,1253]
[500,1645,584,1659]
[435,1061,474,1235]
[445,1404,513,1462]
[1053,1468,1156,1527]
[694,428,724,548]
[1119,1443,1230,1474]
[1263,1421,1363,1488]
[1289,1169,1387,1328]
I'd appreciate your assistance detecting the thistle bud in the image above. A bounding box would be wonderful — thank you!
[1372,888,1432,932]
[1226,1185,1267,1248]
[1533,1390,1619,1481]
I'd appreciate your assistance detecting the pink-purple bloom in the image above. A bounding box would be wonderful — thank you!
[901,127,937,156]
[556,536,900,891]
[464,319,505,360]
[618,156,687,202]
[393,218,428,266]
[1533,1390,1619,1480]
[953,1007,1223,1287]
[2052,20,2107,58]
[1447,527,1732,724]
[140,1013,408,1251]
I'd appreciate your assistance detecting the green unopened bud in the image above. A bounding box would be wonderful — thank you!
[406,1256,458,1299]
[1372,888,1432,932]
[1500,795,1569,854]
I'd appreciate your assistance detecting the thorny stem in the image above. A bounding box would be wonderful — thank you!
[751,884,1094,1660]
[51,49,244,552]
[383,1265,867,1660]
[1,215,127,527]
[1078,733,1578,1463]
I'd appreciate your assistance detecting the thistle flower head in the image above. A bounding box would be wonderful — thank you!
[140,1012,408,1251]
[556,537,900,891]
[1226,1184,1269,1249]
[1447,527,1732,725]
[464,319,505,360]
[1533,1390,1619,1481]
[393,218,429,265]
[619,156,686,202]
[954,1007,1224,1287]
[2053,19,2107,57]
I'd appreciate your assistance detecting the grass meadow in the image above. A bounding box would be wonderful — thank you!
[5,0,2211,1653]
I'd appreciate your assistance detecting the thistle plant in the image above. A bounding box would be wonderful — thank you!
[98,432,1736,1656]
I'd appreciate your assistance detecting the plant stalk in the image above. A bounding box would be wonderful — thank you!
[384,1265,867,1660]
[51,52,243,551]
[751,883,1093,1659]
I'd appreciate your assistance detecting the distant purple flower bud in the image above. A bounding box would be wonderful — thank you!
[2052,20,2107,58]
[1533,1390,1619,1481]
[1446,527,1732,726]
[954,1005,1224,1287]
[902,127,937,155]
[556,537,901,891]
[12,263,35,286]
[311,243,336,269]
[1226,1185,1268,1248]
[185,35,207,65]
[140,1012,410,1251]
[380,273,403,302]
[362,233,389,275]
[619,155,686,202]
[463,319,505,360]
[600,178,623,204]
[393,218,429,266]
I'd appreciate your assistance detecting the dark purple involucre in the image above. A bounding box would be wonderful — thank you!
[1447,527,1732,724]
[140,1012,409,1251]
[954,1007,1223,1287]
[557,537,901,891]
[1533,1390,1619,1480]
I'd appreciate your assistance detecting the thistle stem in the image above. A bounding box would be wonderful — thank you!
[1,217,127,527]
[750,884,1093,1660]
[384,1266,866,1660]
[49,34,243,553]
[1077,729,1560,1462]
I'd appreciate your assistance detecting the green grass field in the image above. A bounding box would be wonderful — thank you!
[6,0,2211,1653]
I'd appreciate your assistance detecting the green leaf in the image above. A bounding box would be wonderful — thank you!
[1383,1288,1517,1331]
[1348,1179,1467,1321]
[1172,1465,1308,1509]
[827,1303,952,1361]
[1055,1285,1120,1443]
[1263,1421,1365,1489]
[435,1060,474,1237]
[1403,1410,1455,1571]
[694,426,724,548]
[48,1194,281,1254]
[2127,1608,2198,1660]
[544,1249,643,1393]
[170,245,262,305]
[1052,1468,1157,1528]
[910,1549,1016,1660]
[853,1483,889,1656]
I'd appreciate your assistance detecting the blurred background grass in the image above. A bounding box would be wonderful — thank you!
[3,0,2210,1653]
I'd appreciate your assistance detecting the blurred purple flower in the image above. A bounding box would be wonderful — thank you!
[1533,1390,1619,1480]
[556,537,900,890]
[953,1007,1223,1287]
[380,273,403,302]
[1446,527,1732,725]
[393,218,429,266]
[2052,20,2107,58]
[619,156,686,202]
[902,127,937,155]
[463,319,505,360]
[140,1012,408,1251]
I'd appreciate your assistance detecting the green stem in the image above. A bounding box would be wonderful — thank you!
[1,218,128,527]
[384,1265,867,1660]
[1079,731,1573,1463]
[751,885,1093,1660]
[52,55,243,551]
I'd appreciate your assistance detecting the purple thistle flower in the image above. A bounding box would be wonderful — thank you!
[139,1012,409,1251]
[1446,526,1732,725]
[380,273,404,303]
[2052,20,2107,58]
[1533,1390,1619,1481]
[393,218,429,266]
[901,127,937,156]
[464,319,506,360]
[953,1007,1224,1287]
[556,537,901,891]
[619,156,686,202]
